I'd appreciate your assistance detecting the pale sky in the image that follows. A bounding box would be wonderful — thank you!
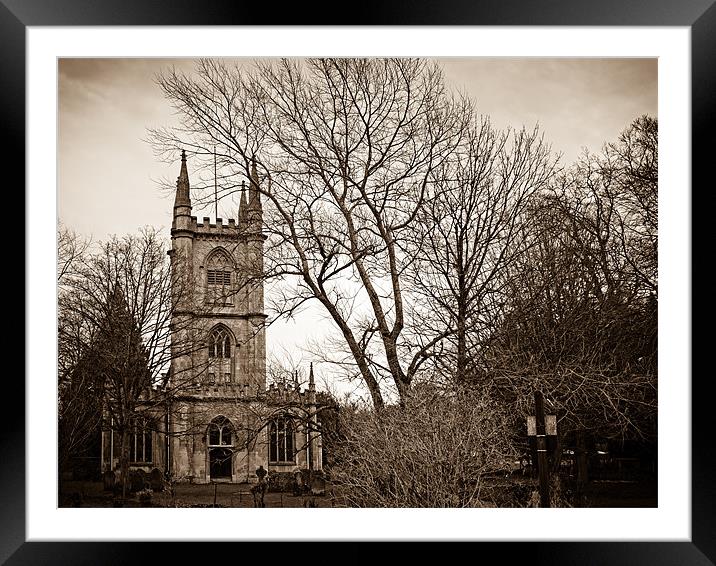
[58,57,657,398]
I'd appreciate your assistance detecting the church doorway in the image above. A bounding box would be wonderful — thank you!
[209,448,232,479]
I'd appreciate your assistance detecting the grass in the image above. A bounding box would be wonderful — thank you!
[59,480,344,508]
[60,473,656,508]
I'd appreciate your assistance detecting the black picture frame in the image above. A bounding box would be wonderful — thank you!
[6,1,708,562]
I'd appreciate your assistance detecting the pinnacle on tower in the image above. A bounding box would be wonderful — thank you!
[248,156,262,209]
[309,362,315,388]
[174,148,191,208]
[239,179,248,226]
[172,149,193,233]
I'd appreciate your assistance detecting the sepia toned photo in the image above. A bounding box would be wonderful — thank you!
[57,57,658,509]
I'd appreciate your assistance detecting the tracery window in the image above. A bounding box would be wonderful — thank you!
[208,326,231,358]
[269,417,295,463]
[127,417,153,464]
[208,416,234,446]
[207,325,233,384]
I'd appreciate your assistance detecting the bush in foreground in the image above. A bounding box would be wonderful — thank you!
[332,384,519,507]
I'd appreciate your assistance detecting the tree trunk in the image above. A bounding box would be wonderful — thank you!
[455,234,467,384]
[456,311,467,384]
[120,428,130,500]
[310,286,385,409]
[383,336,410,404]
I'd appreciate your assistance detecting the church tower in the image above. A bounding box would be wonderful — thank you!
[169,151,267,392]
[167,151,268,483]
[161,151,321,485]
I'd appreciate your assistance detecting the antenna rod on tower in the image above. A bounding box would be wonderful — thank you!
[214,146,218,219]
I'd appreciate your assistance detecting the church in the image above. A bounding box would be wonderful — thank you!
[100,151,322,483]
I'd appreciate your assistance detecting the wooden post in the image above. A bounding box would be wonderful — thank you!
[535,390,550,508]
[576,429,589,486]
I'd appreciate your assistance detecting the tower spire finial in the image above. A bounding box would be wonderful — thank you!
[249,156,262,209]
[239,179,248,227]
[173,148,191,212]
[309,362,315,387]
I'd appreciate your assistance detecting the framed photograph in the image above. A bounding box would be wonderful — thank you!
[9,0,708,562]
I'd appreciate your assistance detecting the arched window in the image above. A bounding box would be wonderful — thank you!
[129,417,153,464]
[208,326,232,358]
[208,416,234,446]
[207,326,233,384]
[206,248,233,305]
[208,416,234,479]
[269,416,295,463]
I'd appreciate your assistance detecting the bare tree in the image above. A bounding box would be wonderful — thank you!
[58,223,91,286]
[150,58,471,408]
[602,114,658,298]
[57,225,100,482]
[405,118,559,384]
[58,223,93,391]
[60,227,205,498]
[483,117,658,448]
[266,348,306,387]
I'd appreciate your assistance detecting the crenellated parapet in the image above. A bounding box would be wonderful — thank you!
[264,381,313,405]
[175,382,261,401]
[196,217,235,230]
[193,216,242,239]
[181,215,265,239]
[170,380,317,407]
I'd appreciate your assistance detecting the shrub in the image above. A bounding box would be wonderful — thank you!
[129,469,147,493]
[137,488,153,504]
[331,384,518,507]
[267,471,296,493]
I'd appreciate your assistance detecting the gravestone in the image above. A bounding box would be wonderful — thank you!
[310,474,326,496]
[129,469,146,493]
[103,470,115,491]
[149,468,164,491]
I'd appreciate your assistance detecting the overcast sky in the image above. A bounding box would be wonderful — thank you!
[58,57,657,397]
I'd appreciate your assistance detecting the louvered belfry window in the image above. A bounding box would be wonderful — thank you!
[207,269,231,286]
[206,249,233,305]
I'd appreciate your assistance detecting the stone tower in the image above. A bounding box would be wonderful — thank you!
[167,151,269,483]
[169,150,267,392]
